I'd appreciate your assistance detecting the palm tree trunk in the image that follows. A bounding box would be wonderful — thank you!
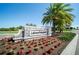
[51,21,56,35]
[53,22,56,33]
[59,29,63,33]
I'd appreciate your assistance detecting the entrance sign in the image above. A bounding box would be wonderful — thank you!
[14,26,52,40]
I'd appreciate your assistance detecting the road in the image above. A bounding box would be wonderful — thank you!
[73,30,79,55]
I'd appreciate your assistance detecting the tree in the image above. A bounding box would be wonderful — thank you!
[42,3,74,34]
[17,26,23,29]
[26,23,36,26]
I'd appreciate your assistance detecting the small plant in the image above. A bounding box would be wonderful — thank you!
[57,43,61,46]
[30,42,33,45]
[51,42,53,44]
[28,46,31,48]
[48,43,51,45]
[50,48,54,50]
[42,42,45,44]
[40,46,43,49]
[26,44,28,46]
[42,53,46,55]
[48,41,50,42]
[20,44,23,46]
[28,50,32,53]
[45,44,48,46]
[26,50,32,54]
[34,44,37,47]
[54,45,57,48]
[46,50,51,54]
[34,48,38,51]
[38,43,41,45]
[0,42,5,45]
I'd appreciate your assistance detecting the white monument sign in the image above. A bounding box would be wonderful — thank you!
[14,25,52,40]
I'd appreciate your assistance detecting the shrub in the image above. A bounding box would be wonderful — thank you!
[58,32,76,41]
[54,45,57,48]
[26,50,32,54]
[46,50,51,54]
[42,53,46,55]
[34,48,38,51]
[28,46,31,48]
[40,46,43,49]
[51,42,53,44]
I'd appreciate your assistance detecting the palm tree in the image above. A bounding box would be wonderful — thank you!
[42,3,74,34]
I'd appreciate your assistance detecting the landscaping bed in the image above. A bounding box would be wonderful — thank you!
[0,32,76,55]
[0,36,63,55]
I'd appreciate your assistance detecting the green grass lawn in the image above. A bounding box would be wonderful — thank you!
[0,31,18,35]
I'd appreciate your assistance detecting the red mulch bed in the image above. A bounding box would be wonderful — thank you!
[0,36,66,55]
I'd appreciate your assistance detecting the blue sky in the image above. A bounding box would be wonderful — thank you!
[0,3,79,28]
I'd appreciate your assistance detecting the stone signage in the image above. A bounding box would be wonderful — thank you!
[14,26,52,40]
